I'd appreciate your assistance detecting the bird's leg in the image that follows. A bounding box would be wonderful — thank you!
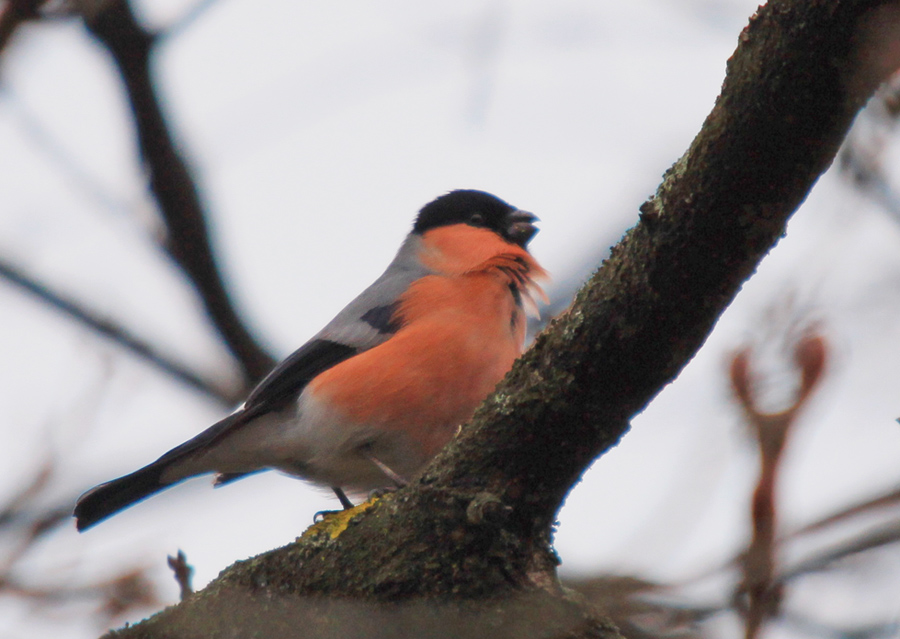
[313,487,356,522]
[319,449,408,521]
[332,486,354,510]
[359,447,409,488]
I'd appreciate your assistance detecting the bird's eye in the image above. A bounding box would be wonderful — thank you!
[469,213,484,225]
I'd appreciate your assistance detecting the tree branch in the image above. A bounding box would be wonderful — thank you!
[0,256,238,405]
[81,0,276,384]
[0,0,40,55]
[104,1,900,637]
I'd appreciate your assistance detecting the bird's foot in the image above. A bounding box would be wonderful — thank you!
[313,486,356,522]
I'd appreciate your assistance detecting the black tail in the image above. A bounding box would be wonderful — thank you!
[74,411,257,531]
[74,461,175,531]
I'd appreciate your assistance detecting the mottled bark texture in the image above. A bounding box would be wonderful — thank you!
[105,1,900,637]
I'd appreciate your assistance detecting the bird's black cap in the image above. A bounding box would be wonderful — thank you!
[414,190,538,247]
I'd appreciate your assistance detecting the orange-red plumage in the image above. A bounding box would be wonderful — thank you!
[310,226,544,460]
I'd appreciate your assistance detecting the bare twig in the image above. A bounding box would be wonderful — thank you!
[780,610,900,639]
[777,520,900,583]
[0,0,40,54]
[0,86,136,218]
[839,71,900,218]
[81,0,276,384]
[673,478,900,617]
[0,569,159,620]
[167,550,194,601]
[0,256,239,405]
[159,0,222,41]
[564,575,714,639]
[788,484,900,539]
[0,458,72,584]
[730,331,827,639]
[0,452,160,623]
[0,458,54,529]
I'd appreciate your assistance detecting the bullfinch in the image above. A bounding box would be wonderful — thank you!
[74,190,546,531]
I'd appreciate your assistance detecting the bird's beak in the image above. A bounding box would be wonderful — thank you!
[506,210,539,247]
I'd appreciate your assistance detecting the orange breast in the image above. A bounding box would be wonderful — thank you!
[308,271,526,459]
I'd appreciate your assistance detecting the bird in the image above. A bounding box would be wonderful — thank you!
[74,190,546,531]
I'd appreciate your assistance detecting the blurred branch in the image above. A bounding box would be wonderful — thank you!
[80,0,277,385]
[0,86,135,217]
[563,575,715,639]
[167,550,194,601]
[736,481,900,589]
[0,569,159,620]
[777,519,900,584]
[0,0,40,54]
[0,452,160,623]
[789,484,900,539]
[780,611,900,639]
[0,256,238,405]
[0,458,54,530]
[839,71,900,217]
[570,321,899,638]
[160,0,222,41]
[0,459,73,573]
[729,332,827,639]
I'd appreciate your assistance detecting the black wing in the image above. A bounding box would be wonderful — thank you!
[153,339,357,470]
[244,338,358,411]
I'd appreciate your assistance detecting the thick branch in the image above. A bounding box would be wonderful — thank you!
[83,0,276,384]
[429,0,900,533]
[106,1,900,637]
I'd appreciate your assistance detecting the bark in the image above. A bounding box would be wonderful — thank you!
[103,1,900,637]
